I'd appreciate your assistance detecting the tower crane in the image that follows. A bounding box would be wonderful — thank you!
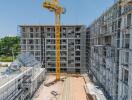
[43,0,65,80]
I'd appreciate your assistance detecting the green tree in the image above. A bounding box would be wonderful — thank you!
[0,36,20,57]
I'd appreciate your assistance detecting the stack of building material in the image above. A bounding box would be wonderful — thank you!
[85,83,106,100]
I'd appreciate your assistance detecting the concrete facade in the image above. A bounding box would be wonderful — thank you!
[20,25,86,73]
[118,0,132,100]
[0,67,46,100]
[88,0,132,100]
[86,28,90,71]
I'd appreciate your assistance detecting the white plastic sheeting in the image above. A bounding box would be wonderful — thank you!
[85,83,106,100]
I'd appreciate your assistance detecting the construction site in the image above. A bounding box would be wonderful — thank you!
[0,0,132,100]
[0,53,105,100]
[33,74,88,100]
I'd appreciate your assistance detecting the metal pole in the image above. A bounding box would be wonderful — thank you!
[11,48,14,61]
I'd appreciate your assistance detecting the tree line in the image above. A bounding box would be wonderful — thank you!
[0,36,20,61]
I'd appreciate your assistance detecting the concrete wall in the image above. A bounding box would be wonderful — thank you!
[88,1,132,100]
[20,25,86,73]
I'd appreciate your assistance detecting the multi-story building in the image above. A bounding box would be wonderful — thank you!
[88,0,132,100]
[118,0,132,100]
[0,67,45,100]
[86,28,91,71]
[19,25,86,73]
[0,53,46,100]
[88,1,121,100]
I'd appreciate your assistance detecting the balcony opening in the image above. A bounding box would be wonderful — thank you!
[105,36,111,46]
[127,13,131,27]
[30,27,33,32]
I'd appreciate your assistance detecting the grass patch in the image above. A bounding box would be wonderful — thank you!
[0,56,13,62]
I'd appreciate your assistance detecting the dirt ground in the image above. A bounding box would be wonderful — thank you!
[33,74,87,100]
[61,76,87,100]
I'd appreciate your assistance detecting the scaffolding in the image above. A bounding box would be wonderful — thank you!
[0,53,45,100]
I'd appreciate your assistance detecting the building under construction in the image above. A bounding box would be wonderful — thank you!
[88,0,132,100]
[0,53,46,100]
[19,25,86,73]
[17,0,132,100]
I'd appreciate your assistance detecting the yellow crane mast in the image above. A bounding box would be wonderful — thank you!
[43,0,65,80]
